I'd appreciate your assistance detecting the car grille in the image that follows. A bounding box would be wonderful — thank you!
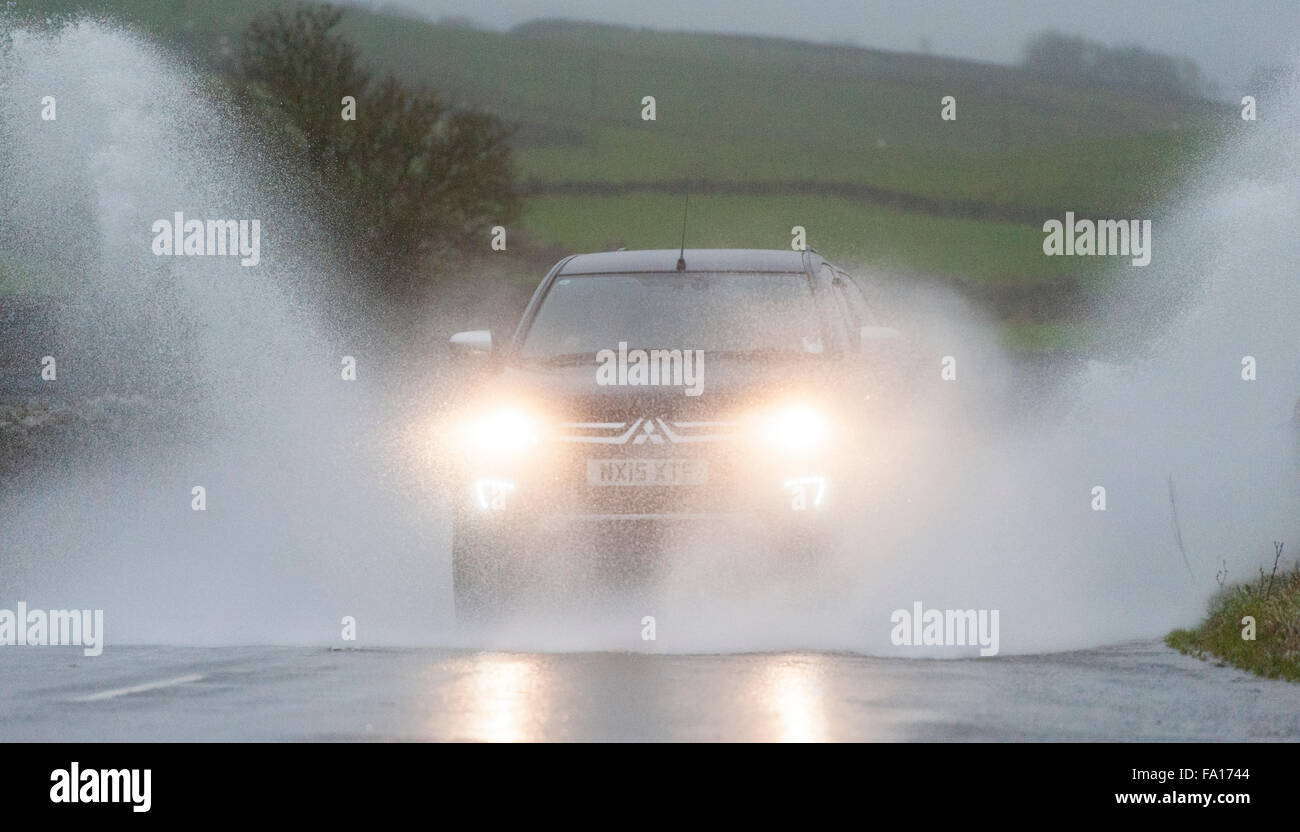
[554,417,741,446]
[532,416,748,515]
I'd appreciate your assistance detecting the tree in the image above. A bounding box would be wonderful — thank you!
[1022,31,1204,99]
[236,3,518,284]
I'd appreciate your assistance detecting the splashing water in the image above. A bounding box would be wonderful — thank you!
[1,20,452,645]
[1,19,1296,654]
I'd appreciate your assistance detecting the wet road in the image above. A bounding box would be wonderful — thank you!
[2,640,1298,741]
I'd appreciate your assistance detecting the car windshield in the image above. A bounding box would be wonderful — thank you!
[518,272,827,362]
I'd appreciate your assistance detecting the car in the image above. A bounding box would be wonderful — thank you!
[440,248,909,618]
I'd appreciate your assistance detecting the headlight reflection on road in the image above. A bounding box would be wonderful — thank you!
[447,654,549,742]
[429,653,838,740]
[752,656,829,742]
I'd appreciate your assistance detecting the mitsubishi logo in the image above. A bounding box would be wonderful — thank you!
[557,417,737,444]
[632,418,665,444]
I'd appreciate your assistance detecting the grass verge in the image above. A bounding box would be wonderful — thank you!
[1167,557,1300,683]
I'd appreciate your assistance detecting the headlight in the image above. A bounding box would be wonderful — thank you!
[754,402,829,454]
[455,406,542,458]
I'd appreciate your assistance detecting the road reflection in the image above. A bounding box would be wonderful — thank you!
[751,656,830,741]
[446,654,548,741]
[434,650,839,741]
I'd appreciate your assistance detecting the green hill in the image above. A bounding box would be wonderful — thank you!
[18,2,1225,210]
[6,1,1232,350]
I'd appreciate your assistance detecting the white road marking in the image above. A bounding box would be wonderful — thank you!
[71,673,204,702]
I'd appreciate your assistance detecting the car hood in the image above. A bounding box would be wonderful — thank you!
[487,355,843,420]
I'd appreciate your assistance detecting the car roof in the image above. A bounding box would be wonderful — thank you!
[556,248,814,275]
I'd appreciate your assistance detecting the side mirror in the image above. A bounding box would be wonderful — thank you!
[859,325,901,346]
[450,330,492,358]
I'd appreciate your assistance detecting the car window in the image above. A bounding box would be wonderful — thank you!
[518,272,829,360]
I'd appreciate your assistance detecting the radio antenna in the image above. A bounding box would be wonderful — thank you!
[676,190,689,271]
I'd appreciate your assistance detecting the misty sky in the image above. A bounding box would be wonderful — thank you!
[358,0,1298,92]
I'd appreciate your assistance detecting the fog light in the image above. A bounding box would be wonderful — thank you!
[783,476,826,511]
[473,478,516,511]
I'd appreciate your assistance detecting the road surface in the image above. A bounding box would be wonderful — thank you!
[2,640,1298,741]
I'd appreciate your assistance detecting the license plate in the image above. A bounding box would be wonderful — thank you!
[586,458,708,486]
